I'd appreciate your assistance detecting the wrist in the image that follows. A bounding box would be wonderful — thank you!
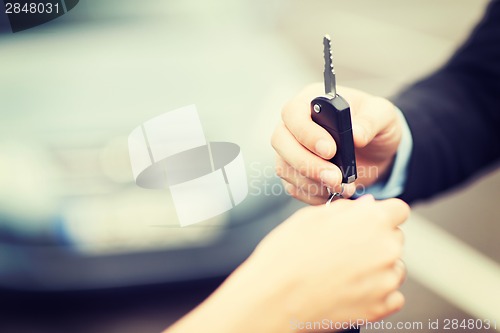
[360,106,413,199]
[216,257,291,333]
[166,257,290,333]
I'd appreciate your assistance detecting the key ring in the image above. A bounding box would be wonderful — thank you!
[326,183,345,206]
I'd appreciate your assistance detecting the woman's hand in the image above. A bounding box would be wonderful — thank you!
[166,196,409,333]
[246,196,409,328]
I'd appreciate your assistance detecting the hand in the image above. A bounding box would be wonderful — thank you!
[165,196,409,333]
[271,84,402,204]
[244,196,409,328]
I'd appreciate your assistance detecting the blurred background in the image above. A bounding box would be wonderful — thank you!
[0,0,499,332]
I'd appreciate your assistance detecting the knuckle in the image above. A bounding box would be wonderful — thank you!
[283,181,297,197]
[289,191,301,200]
[280,102,293,123]
[275,161,285,179]
[294,127,309,146]
[296,158,311,177]
[383,272,402,292]
[399,201,411,218]
[275,168,282,179]
[390,198,410,216]
[380,238,402,264]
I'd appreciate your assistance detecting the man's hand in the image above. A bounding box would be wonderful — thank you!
[271,84,402,204]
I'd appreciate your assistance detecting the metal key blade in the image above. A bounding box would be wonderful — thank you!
[323,34,336,97]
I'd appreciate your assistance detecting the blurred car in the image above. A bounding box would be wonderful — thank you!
[0,0,308,291]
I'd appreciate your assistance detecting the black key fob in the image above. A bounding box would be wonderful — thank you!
[311,95,357,184]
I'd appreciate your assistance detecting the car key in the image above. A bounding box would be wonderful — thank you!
[313,37,361,333]
[311,35,357,188]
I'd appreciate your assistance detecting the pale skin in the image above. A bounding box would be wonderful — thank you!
[272,83,402,204]
[164,84,407,333]
[165,196,409,333]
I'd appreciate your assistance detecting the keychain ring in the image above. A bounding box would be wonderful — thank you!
[326,183,345,196]
[326,183,345,206]
[339,183,345,196]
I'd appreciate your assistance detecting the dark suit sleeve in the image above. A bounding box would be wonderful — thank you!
[392,0,500,204]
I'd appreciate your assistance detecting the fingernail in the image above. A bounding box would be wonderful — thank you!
[356,194,375,202]
[315,139,333,159]
[320,169,339,187]
[339,183,356,198]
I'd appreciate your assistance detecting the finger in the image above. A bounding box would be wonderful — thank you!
[365,290,406,322]
[272,122,342,188]
[340,182,358,199]
[354,100,398,148]
[364,284,405,321]
[393,227,404,245]
[376,198,410,228]
[276,156,330,199]
[340,88,398,148]
[393,259,407,286]
[354,265,403,305]
[281,83,338,160]
[355,194,375,202]
[282,180,329,206]
[384,290,405,315]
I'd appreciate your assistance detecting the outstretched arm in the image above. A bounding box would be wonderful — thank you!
[165,197,409,333]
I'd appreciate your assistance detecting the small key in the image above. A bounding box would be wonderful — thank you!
[311,35,357,185]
